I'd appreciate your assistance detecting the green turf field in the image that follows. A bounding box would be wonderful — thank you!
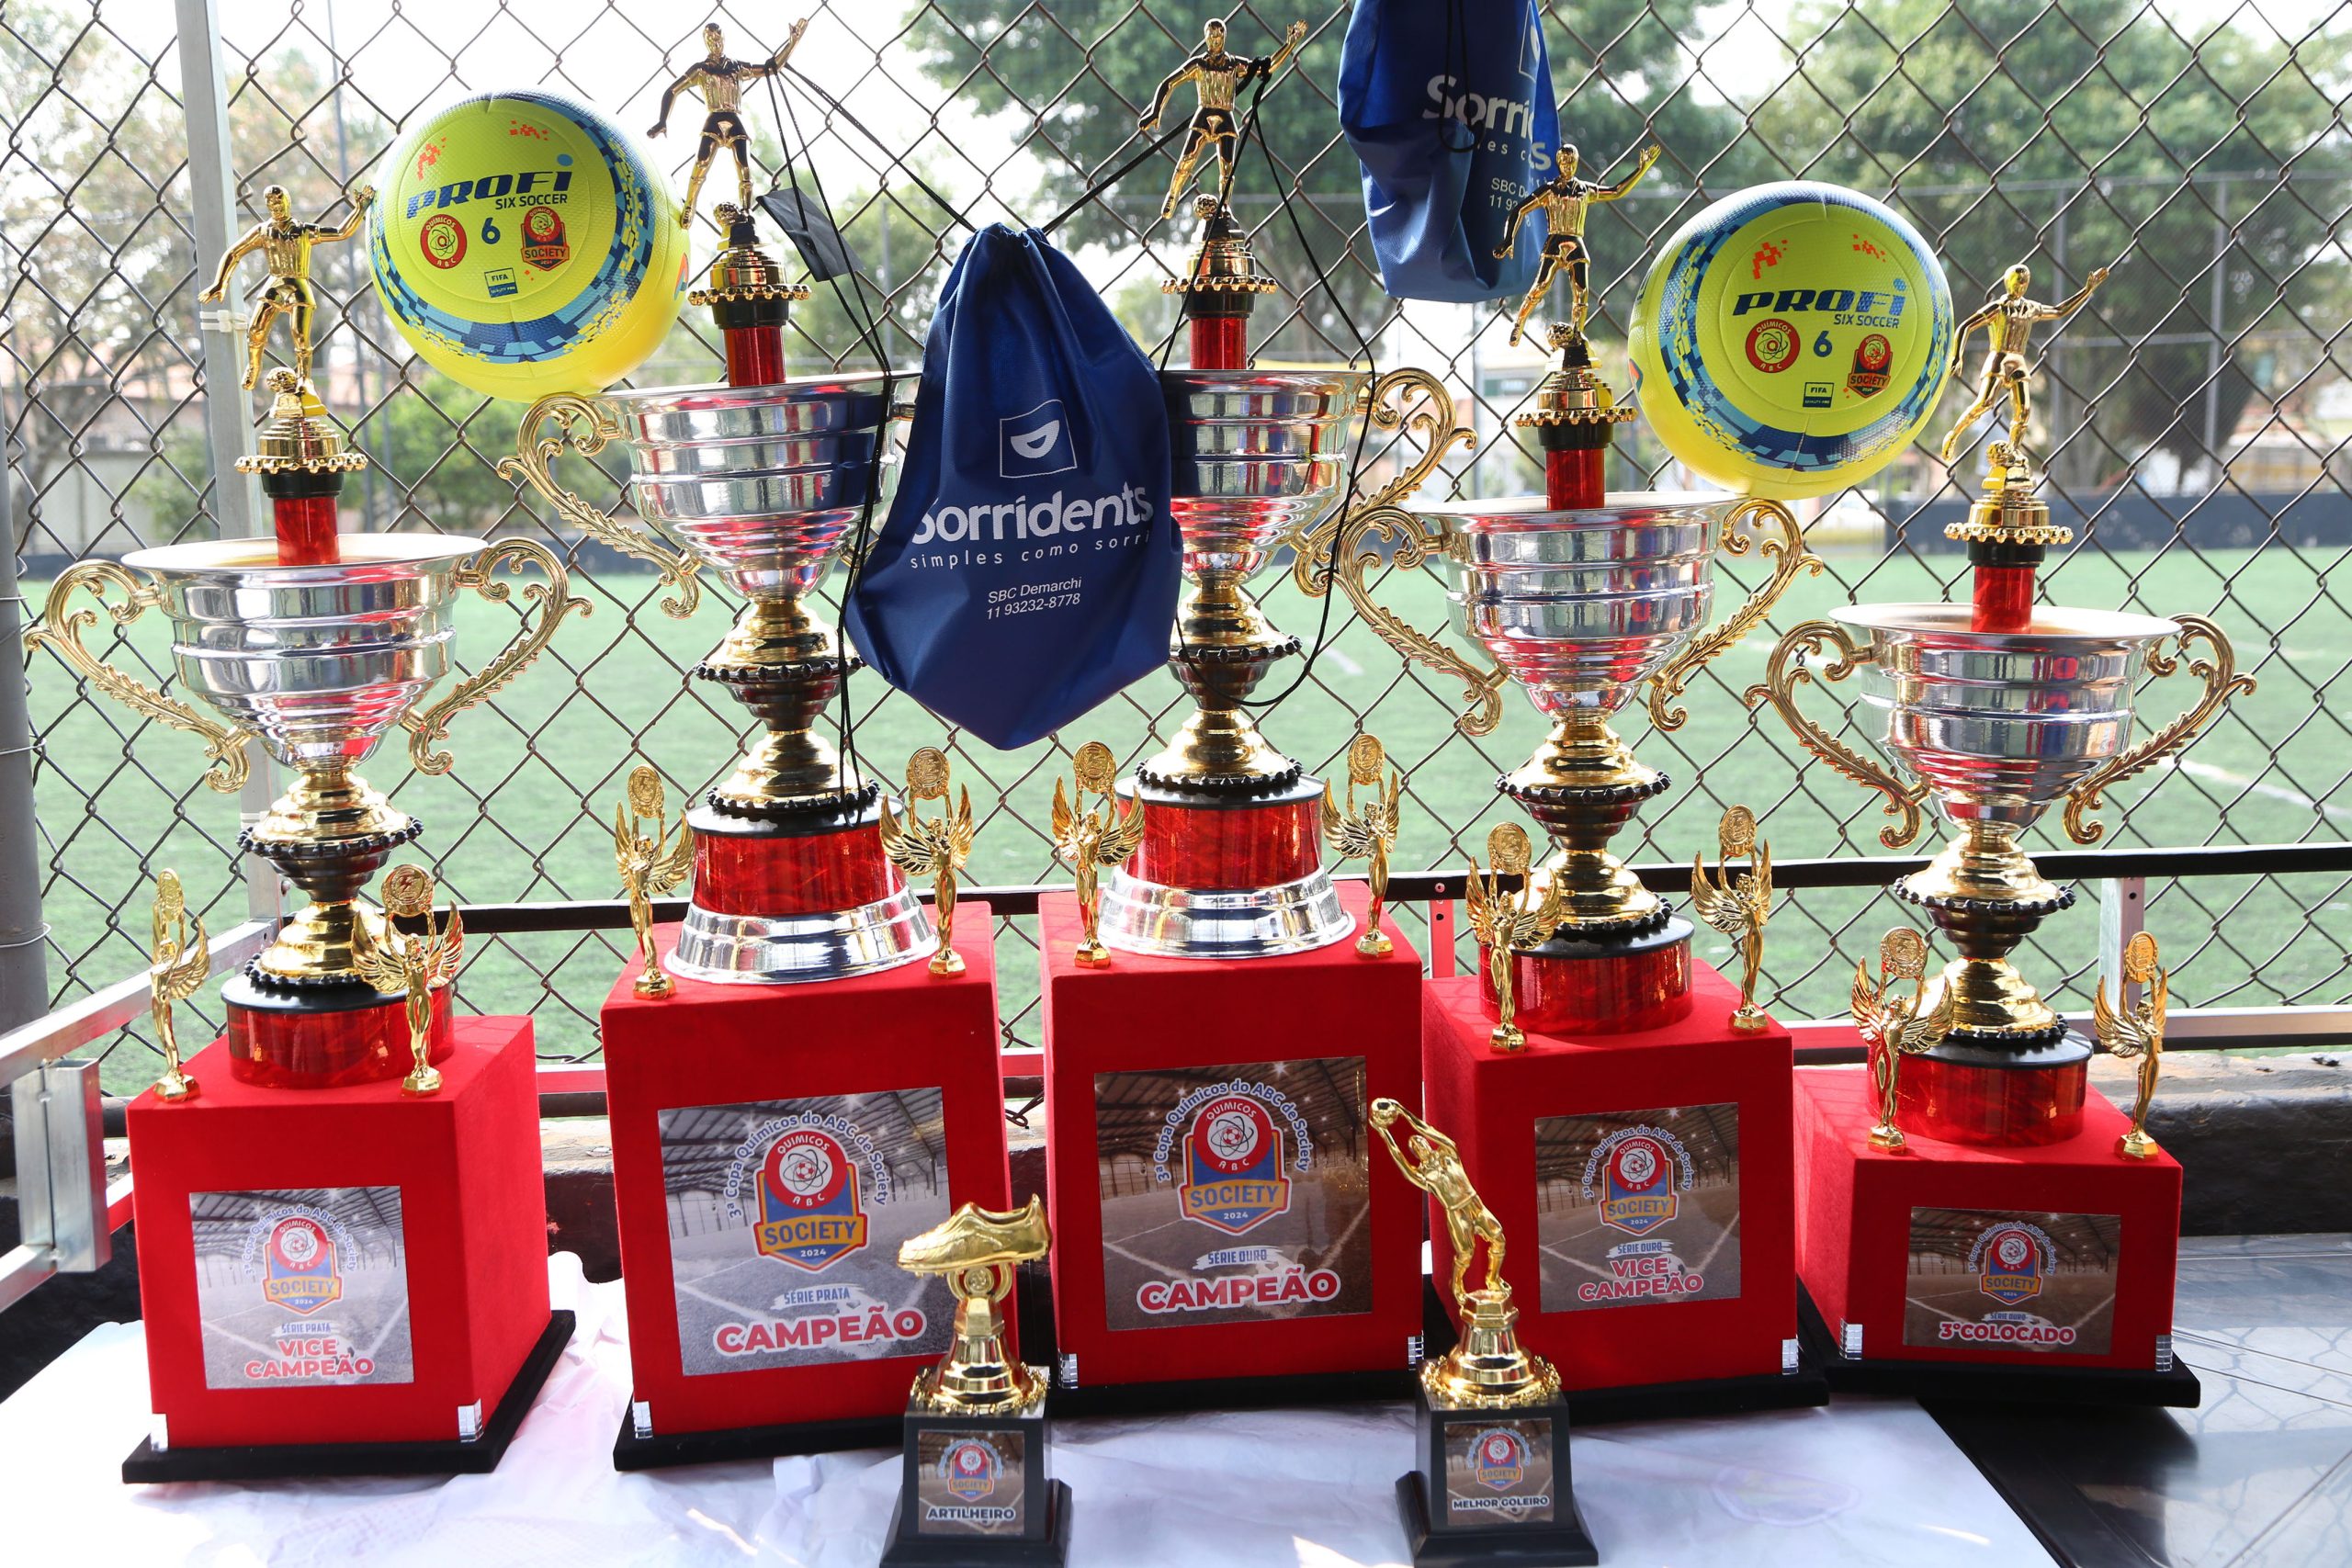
[23,537,2347,1094]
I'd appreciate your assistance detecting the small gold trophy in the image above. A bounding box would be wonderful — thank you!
[2095,931,2169,1161]
[145,870,209,1103]
[1321,733,1402,958]
[614,765,694,999]
[882,1197,1071,1561]
[1051,742,1146,969]
[1494,142,1660,353]
[649,18,809,229]
[1372,1099,1594,1564]
[1137,17,1307,221]
[1851,927,1957,1152]
[1940,261,2111,477]
[1464,824,1566,1053]
[882,747,978,977]
[198,183,375,392]
[355,866,464,1098]
[1690,805,1772,1032]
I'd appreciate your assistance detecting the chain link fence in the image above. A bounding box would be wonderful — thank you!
[8,0,2350,1091]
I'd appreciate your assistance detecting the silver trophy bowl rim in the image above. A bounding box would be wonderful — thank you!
[1419,491,1736,525]
[120,533,480,578]
[601,368,909,414]
[1835,601,2182,645]
[1159,365,1373,392]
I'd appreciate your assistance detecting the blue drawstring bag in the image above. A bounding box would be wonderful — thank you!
[1340,0,1560,303]
[843,224,1179,750]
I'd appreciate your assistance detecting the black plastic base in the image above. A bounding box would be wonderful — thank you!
[120,1309,572,1483]
[883,1479,1073,1566]
[1053,1362,1413,1419]
[1396,1473,1599,1568]
[220,967,406,1012]
[1515,911,1690,961]
[1796,1286,2201,1408]
[1555,1360,1827,1427]
[611,1406,900,1472]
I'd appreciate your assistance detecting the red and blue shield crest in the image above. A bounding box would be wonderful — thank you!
[1977,1224,2046,1305]
[1471,1427,1529,1490]
[1180,1094,1289,1235]
[262,1215,342,1315]
[1599,1134,1678,1236]
[941,1438,999,1500]
[754,1127,868,1272]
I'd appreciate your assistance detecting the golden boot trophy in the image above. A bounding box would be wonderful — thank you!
[615,765,695,999]
[1051,742,1146,969]
[883,748,978,977]
[2096,932,2169,1161]
[145,870,209,1103]
[882,1197,1071,1562]
[1690,806,1772,1033]
[1464,825,1568,1053]
[1321,733,1403,959]
[1373,1099,1594,1566]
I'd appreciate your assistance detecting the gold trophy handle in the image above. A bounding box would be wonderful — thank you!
[498,393,702,620]
[2064,614,2253,845]
[405,536,592,775]
[25,560,254,792]
[1744,619,1928,849]
[1649,498,1822,731]
[1292,366,1477,573]
[1315,499,1510,737]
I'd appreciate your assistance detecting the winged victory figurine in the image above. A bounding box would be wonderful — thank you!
[1851,926,1957,1151]
[882,747,978,976]
[1464,822,1567,1053]
[2095,930,2169,1160]
[615,764,695,998]
[1052,740,1147,968]
[354,865,465,1097]
[1690,805,1772,1032]
[1322,732,1403,958]
[146,869,209,1101]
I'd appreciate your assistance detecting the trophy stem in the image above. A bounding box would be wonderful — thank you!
[1894,822,2074,1044]
[1499,712,1668,934]
[1424,1288,1561,1410]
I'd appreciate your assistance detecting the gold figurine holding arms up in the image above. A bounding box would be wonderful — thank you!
[355,866,464,1098]
[1851,927,1957,1152]
[1138,16,1308,220]
[615,765,695,999]
[1690,805,1772,1032]
[199,183,375,392]
[1939,260,2110,472]
[146,870,209,1102]
[882,747,978,976]
[2095,931,2169,1160]
[1464,824,1566,1053]
[1322,733,1402,958]
[649,18,809,228]
[1494,143,1659,350]
[1051,741,1146,968]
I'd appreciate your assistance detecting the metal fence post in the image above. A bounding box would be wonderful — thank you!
[0,438,50,1032]
[174,0,283,929]
[2099,876,2148,1013]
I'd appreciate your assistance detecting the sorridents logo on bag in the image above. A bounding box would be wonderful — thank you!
[1471,1427,1530,1490]
[1421,73,1541,142]
[262,1214,343,1315]
[1178,1094,1290,1235]
[1000,399,1077,479]
[1578,1124,1695,1237]
[1969,1221,2053,1306]
[753,1127,870,1272]
[940,1438,1000,1501]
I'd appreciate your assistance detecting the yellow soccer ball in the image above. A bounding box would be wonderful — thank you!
[369,90,686,400]
[1627,181,1953,499]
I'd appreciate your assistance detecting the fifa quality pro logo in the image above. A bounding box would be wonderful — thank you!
[1000,399,1076,479]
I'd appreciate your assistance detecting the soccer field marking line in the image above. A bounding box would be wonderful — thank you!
[2067,1290,2118,1332]
[1101,1237,1186,1282]
[1905,1293,1969,1325]
[1538,1238,1614,1281]
[1323,647,1363,677]
[2166,757,2352,822]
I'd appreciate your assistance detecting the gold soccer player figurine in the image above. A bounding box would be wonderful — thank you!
[1851,927,1957,1152]
[1939,259,2110,474]
[897,1197,1053,1415]
[615,764,695,998]
[199,182,376,392]
[650,17,809,229]
[355,866,464,1098]
[2095,931,2170,1160]
[1463,824,1566,1053]
[1690,805,1772,1032]
[1137,16,1307,221]
[146,870,209,1102]
[1321,732,1402,959]
[882,747,978,977]
[1051,741,1147,968]
[1373,1099,1558,1408]
[1494,142,1659,350]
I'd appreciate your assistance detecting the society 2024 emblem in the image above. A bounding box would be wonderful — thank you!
[941,1438,1000,1501]
[1471,1427,1530,1490]
[1973,1222,2052,1305]
[1179,1093,1290,1235]
[753,1126,869,1272]
[1588,1128,1690,1237]
[261,1213,343,1315]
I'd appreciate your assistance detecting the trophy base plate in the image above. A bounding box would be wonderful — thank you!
[611,1407,902,1471]
[1796,1287,2199,1408]
[121,1311,572,1483]
[221,972,454,1089]
[1396,1475,1598,1568]
[1097,865,1351,959]
[883,1479,1072,1566]
[1485,916,1695,1036]
[1901,1031,2091,1145]
[669,886,935,984]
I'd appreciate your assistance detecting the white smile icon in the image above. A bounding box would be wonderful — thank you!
[1000,400,1078,477]
[1011,421,1061,459]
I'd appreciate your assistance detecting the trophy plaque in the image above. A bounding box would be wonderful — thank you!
[1374,1100,1597,1568]
[881,1199,1072,1566]
[1332,186,1823,1418]
[1754,262,2236,1401]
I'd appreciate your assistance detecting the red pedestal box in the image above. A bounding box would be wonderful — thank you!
[1796,1063,2187,1393]
[124,1015,555,1464]
[1421,966,1816,1419]
[600,910,1011,1463]
[1039,883,1425,1408]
